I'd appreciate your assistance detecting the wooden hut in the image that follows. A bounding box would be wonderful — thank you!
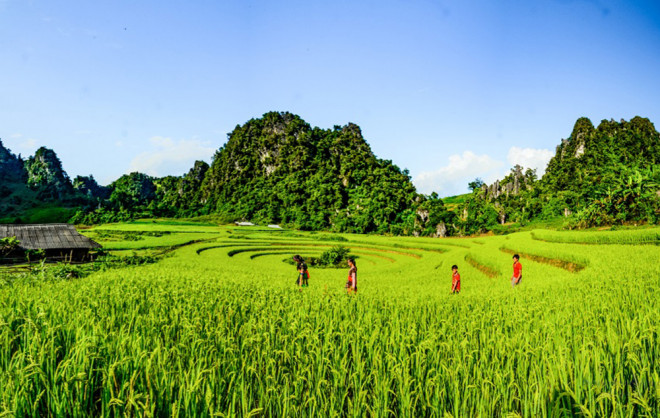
[0,224,101,263]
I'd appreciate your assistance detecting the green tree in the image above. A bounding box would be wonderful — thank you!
[468,178,485,191]
[109,172,156,211]
[0,236,20,257]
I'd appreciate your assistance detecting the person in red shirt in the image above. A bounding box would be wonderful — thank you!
[346,257,357,294]
[511,254,522,287]
[451,264,461,294]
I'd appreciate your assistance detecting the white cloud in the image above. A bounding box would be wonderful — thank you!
[506,146,554,176]
[414,151,504,197]
[128,136,215,177]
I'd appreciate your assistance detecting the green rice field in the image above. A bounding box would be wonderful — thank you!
[1,221,659,416]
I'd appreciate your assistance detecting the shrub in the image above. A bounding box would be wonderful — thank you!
[319,245,351,267]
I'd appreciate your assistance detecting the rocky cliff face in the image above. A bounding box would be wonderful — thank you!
[24,147,73,200]
[480,165,531,200]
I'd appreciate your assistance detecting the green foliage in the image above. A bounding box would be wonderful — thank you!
[283,246,352,268]
[0,139,26,182]
[61,113,454,232]
[441,193,469,205]
[0,236,19,256]
[72,175,109,199]
[532,228,660,244]
[23,147,74,200]
[92,230,170,242]
[316,234,348,242]
[109,172,157,211]
[318,245,351,267]
[24,249,45,263]
[95,252,159,268]
[0,144,96,222]
[459,117,660,233]
[153,160,209,217]
[39,262,84,280]
[195,112,452,234]
[542,117,660,222]
[69,207,133,225]
[467,177,484,191]
[4,114,659,235]
[20,205,78,224]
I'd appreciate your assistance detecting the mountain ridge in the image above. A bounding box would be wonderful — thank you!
[2,113,659,234]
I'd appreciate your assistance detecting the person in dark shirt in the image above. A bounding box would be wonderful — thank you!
[293,255,309,290]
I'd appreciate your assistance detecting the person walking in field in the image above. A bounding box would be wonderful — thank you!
[346,257,357,294]
[293,255,309,291]
[451,264,461,294]
[511,254,522,287]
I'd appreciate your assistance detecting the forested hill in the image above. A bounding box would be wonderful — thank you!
[1,113,454,234]
[194,112,434,233]
[3,113,659,234]
[152,112,452,234]
[1,140,112,223]
[542,116,660,194]
[459,116,660,233]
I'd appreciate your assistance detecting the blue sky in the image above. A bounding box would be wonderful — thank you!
[1,0,659,196]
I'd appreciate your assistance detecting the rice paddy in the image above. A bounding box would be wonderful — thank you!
[0,221,659,416]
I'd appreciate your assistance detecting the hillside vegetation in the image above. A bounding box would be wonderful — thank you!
[458,117,660,234]
[2,113,659,235]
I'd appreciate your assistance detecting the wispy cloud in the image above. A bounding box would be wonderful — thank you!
[414,146,555,196]
[128,136,215,177]
[414,151,504,196]
[506,146,553,175]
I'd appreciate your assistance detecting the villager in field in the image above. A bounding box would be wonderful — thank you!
[451,264,461,294]
[346,257,357,294]
[293,255,309,290]
[511,254,522,287]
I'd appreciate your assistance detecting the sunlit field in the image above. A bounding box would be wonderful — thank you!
[1,221,659,416]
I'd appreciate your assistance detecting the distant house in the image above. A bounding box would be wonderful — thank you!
[0,224,101,263]
[235,221,256,226]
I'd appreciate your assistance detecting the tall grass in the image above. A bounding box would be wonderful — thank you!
[532,227,660,245]
[0,222,658,416]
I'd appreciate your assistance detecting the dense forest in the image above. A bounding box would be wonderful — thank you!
[1,113,659,235]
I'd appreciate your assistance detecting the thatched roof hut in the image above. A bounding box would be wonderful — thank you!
[0,224,101,263]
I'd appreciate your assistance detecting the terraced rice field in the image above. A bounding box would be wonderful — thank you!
[0,221,659,416]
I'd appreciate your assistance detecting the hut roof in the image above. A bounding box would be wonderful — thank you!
[0,224,101,250]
